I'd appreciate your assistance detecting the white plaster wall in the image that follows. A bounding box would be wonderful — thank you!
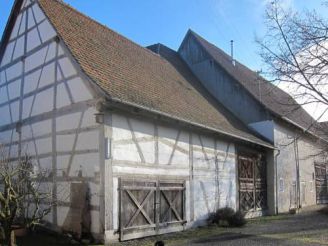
[274,121,324,212]
[275,123,300,212]
[297,136,323,206]
[192,136,236,224]
[111,114,191,170]
[108,112,237,231]
[0,0,101,236]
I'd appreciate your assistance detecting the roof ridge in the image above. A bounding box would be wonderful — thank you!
[147,43,176,53]
[191,31,306,101]
[187,30,316,129]
[43,0,168,62]
[189,30,234,63]
[189,30,302,97]
[189,30,273,85]
[188,31,277,88]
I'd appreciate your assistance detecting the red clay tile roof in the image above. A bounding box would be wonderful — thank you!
[36,0,271,147]
[188,30,315,131]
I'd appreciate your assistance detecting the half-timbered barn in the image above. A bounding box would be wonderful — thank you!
[0,0,326,243]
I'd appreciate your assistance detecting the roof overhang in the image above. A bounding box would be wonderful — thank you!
[281,116,328,144]
[98,97,274,150]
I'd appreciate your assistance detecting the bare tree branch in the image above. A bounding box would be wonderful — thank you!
[258,0,328,129]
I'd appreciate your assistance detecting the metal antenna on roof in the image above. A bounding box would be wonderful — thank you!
[230,40,236,66]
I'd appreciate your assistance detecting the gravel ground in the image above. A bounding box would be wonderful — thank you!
[114,206,328,246]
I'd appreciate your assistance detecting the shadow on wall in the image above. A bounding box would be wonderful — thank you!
[191,178,236,228]
[62,182,91,239]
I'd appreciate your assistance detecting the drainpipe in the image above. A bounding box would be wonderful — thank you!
[274,149,281,215]
[294,138,301,211]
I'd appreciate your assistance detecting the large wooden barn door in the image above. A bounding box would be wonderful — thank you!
[119,179,186,241]
[315,163,328,204]
[238,153,267,212]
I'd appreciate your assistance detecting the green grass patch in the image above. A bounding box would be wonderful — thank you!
[248,214,292,224]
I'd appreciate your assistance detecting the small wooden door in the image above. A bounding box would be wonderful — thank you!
[315,163,328,204]
[119,179,186,241]
[238,153,267,212]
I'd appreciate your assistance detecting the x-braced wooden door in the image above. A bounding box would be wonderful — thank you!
[238,153,267,212]
[315,163,328,204]
[119,179,186,241]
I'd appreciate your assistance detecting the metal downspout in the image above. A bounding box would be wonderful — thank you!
[294,138,301,210]
[291,137,301,211]
[274,149,281,214]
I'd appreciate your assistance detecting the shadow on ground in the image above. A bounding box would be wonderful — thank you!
[192,232,253,243]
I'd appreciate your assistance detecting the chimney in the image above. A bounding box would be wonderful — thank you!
[230,40,236,66]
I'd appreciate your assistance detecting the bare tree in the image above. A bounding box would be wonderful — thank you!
[0,146,52,246]
[257,0,328,135]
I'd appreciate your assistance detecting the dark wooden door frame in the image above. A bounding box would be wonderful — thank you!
[238,152,267,212]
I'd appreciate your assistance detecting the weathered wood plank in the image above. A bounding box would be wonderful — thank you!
[125,189,155,228]
[119,179,185,241]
